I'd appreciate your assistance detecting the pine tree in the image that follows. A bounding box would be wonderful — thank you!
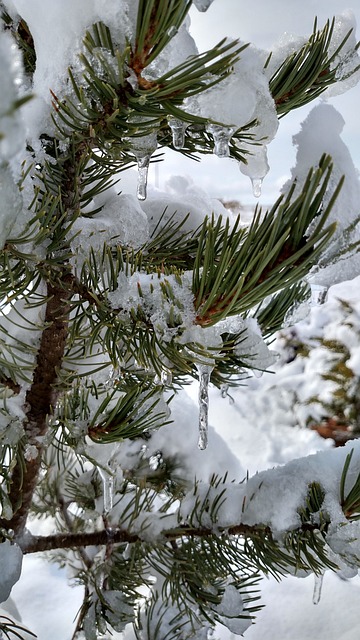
[0,1,360,638]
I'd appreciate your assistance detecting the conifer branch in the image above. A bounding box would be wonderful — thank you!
[18,520,321,554]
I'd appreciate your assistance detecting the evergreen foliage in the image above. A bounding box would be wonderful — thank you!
[0,2,360,638]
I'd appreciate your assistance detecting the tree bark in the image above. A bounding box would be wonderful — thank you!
[0,280,71,535]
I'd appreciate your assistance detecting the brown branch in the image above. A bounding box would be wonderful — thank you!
[19,521,322,555]
[20,528,139,554]
[0,280,72,535]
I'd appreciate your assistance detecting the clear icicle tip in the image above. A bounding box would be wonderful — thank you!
[206,124,235,158]
[161,368,172,386]
[312,573,324,605]
[168,118,187,150]
[251,178,263,198]
[220,383,229,399]
[136,154,151,201]
[193,0,215,11]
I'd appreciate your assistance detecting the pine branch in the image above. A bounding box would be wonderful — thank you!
[18,520,322,554]
[269,17,360,116]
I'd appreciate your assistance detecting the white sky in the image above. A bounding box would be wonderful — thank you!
[151,0,360,205]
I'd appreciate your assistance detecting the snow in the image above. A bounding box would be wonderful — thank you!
[0,30,25,162]
[326,10,360,97]
[0,165,23,249]
[70,191,149,269]
[0,541,22,604]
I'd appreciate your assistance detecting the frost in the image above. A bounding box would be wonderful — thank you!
[0,541,22,604]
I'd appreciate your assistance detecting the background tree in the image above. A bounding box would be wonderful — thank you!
[0,1,360,638]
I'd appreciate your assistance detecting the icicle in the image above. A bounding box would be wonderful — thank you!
[312,573,324,605]
[98,468,115,516]
[197,363,213,450]
[310,284,328,306]
[206,124,235,158]
[168,118,187,150]
[220,383,229,399]
[127,131,157,201]
[104,366,120,389]
[136,154,151,200]
[161,368,172,386]
[167,25,178,38]
[239,143,269,198]
[251,178,263,198]
[193,0,215,11]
